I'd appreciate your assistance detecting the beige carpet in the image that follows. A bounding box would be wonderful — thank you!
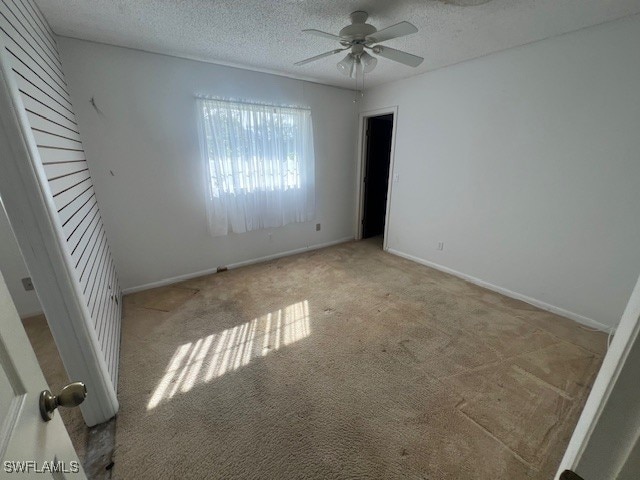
[110,238,606,479]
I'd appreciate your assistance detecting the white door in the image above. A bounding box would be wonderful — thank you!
[0,271,85,478]
[557,272,640,479]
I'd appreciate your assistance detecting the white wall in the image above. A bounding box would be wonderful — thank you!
[57,38,357,291]
[0,205,42,318]
[361,14,640,329]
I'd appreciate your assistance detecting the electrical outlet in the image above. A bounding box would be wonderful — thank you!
[316,223,321,231]
[22,277,34,291]
[437,242,444,251]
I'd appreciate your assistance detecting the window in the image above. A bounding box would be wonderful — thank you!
[198,98,315,236]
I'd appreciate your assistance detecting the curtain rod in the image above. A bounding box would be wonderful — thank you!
[194,95,311,112]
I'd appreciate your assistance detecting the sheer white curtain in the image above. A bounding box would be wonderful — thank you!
[198,98,315,236]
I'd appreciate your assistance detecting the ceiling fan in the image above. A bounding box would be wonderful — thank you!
[294,11,423,78]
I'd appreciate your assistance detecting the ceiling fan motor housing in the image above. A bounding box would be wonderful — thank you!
[339,11,377,43]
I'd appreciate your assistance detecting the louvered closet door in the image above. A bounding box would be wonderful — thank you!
[0,0,121,423]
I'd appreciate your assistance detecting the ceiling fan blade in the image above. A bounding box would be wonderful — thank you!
[302,29,341,41]
[372,46,424,67]
[366,21,418,44]
[294,49,345,66]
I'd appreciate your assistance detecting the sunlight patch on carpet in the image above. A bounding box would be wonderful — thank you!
[147,300,310,409]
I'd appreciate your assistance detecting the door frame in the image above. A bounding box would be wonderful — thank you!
[0,50,118,426]
[355,106,398,251]
[556,272,640,478]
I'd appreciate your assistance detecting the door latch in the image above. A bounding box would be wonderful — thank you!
[560,470,586,480]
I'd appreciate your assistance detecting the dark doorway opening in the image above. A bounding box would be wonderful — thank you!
[362,113,393,240]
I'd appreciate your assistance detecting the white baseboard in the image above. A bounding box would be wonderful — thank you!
[122,236,355,295]
[387,248,614,333]
[20,310,44,320]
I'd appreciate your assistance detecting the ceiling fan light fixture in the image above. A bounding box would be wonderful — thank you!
[360,51,377,73]
[354,57,363,79]
[336,53,355,77]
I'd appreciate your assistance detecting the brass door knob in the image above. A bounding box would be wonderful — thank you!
[39,382,87,421]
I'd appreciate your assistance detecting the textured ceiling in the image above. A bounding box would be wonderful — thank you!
[37,0,640,89]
